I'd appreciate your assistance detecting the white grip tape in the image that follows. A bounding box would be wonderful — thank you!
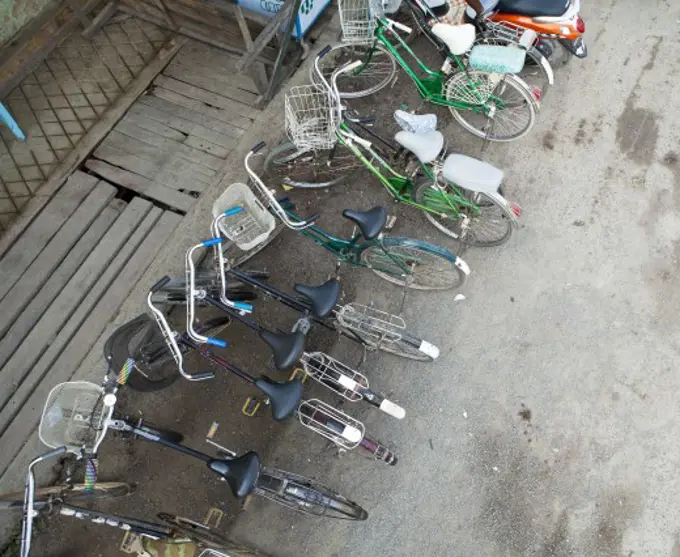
[341,425,363,443]
[344,60,363,72]
[337,374,360,391]
[380,399,406,419]
[387,17,412,34]
[419,340,440,360]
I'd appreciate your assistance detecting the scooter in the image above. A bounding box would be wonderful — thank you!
[466,0,587,67]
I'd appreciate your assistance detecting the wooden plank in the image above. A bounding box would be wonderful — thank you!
[163,63,260,108]
[165,56,263,99]
[86,159,196,211]
[173,46,260,94]
[0,172,97,301]
[82,1,120,39]
[183,135,230,158]
[0,209,181,478]
[121,112,187,142]
[0,198,152,415]
[149,87,250,133]
[105,130,216,180]
[129,100,239,148]
[0,183,117,340]
[113,122,225,169]
[0,36,187,266]
[0,200,124,371]
[93,143,211,194]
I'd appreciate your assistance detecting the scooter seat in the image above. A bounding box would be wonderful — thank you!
[431,23,476,56]
[469,44,525,74]
[497,0,568,18]
[207,451,260,498]
[342,207,387,240]
[442,154,503,194]
[394,131,444,164]
[259,330,306,370]
[254,376,304,420]
[294,279,340,319]
[394,110,437,134]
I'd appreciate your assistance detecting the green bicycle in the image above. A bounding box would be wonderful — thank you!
[248,143,470,290]
[265,48,519,247]
[313,0,538,141]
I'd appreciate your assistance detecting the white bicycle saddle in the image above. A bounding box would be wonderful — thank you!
[431,23,476,56]
[442,154,503,194]
[394,110,437,134]
[394,131,444,164]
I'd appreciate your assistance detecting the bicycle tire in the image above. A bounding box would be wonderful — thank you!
[128,316,230,392]
[413,176,514,246]
[311,43,396,99]
[360,236,469,290]
[0,482,135,509]
[256,467,368,520]
[264,141,361,189]
[444,71,537,142]
[158,513,232,549]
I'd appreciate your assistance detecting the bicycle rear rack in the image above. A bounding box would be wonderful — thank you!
[336,303,405,345]
[299,352,369,402]
[297,399,364,451]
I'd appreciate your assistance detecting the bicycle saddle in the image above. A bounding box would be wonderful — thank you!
[394,110,437,134]
[442,154,503,194]
[207,451,261,498]
[394,130,444,164]
[342,207,387,240]
[254,376,304,420]
[431,23,476,56]
[259,330,306,370]
[104,314,157,373]
[294,279,341,319]
[497,0,568,17]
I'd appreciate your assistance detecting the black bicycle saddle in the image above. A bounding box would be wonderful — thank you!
[207,451,261,498]
[497,0,568,17]
[259,330,305,370]
[342,207,387,240]
[254,376,304,420]
[103,314,157,374]
[294,279,341,319]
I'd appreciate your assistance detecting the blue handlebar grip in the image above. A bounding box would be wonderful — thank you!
[234,302,253,312]
[202,238,222,247]
[224,206,244,217]
[207,337,228,348]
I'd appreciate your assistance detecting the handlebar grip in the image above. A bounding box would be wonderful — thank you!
[224,206,244,217]
[233,302,253,312]
[192,371,216,381]
[356,116,376,124]
[202,238,222,247]
[251,141,266,153]
[206,337,228,348]
[319,44,332,58]
[150,276,171,293]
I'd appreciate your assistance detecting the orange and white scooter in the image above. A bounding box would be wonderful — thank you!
[467,0,586,67]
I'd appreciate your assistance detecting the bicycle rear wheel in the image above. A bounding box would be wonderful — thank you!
[444,71,536,142]
[414,176,514,246]
[158,513,232,549]
[360,236,469,290]
[255,467,368,520]
[264,140,361,188]
[0,482,135,509]
[359,435,398,465]
[311,43,396,99]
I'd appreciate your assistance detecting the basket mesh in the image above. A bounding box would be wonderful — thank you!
[339,0,385,44]
[284,86,337,151]
[39,382,107,450]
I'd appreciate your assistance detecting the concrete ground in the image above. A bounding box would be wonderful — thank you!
[15,0,680,556]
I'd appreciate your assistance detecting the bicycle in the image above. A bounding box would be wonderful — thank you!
[314,0,539,142]
[266,50,520,246]
[245,144,470,290]
[0,447,244,557]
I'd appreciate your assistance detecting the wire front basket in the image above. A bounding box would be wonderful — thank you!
[39,382,110,452]
[285,86,337,151]
[339,0,384,44]
[298,399,364,450]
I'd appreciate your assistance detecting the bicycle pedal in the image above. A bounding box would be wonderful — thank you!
[385,215,397,230]
[204,507,224,528]
[289,367,310,384]
[242,397,262,417]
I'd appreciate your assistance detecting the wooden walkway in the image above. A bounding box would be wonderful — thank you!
[84,41,262,213]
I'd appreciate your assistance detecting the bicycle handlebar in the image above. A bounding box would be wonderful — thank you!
[150,275,171,293]
[251,141,266,153]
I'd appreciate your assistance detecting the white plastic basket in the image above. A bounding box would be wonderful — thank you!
[212,183,276,251]
[284,85,337,151]
[39,381,108,451]
[339,0,384,44]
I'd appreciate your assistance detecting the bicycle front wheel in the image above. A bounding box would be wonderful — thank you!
[360,237,469,290]
[256,467,368,520]
[0,482,135,509]
[414,176,514,246]
[444,71,536,142]
[264,140,361,188]
[311,43,396,99]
